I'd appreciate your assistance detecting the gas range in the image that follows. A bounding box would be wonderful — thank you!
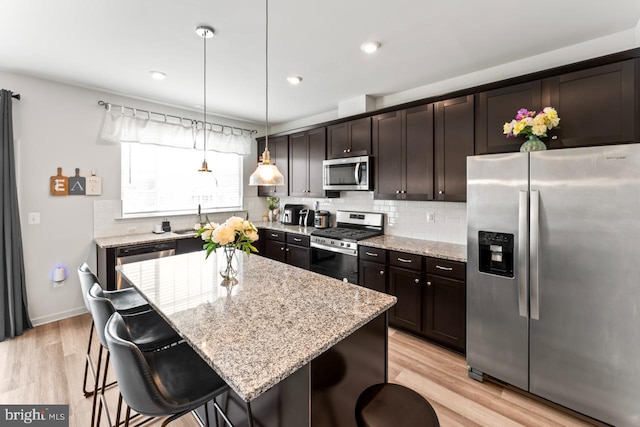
[310,211,384,257]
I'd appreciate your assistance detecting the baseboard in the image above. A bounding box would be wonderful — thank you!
[31,306,88,327]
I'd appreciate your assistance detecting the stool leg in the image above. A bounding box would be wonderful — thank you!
[115,393,123,427]
[204,402,211,427]
[124,406,131,427]
[83,321,96,397]
[91,346,105,427]
[97,351,112,427]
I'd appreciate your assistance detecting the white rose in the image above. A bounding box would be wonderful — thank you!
[246,230,259,242]
[213,225,236,245]
[226,216,245,232]
[201,228,213,241]
[193,223,202,231]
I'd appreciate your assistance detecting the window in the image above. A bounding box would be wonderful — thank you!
[121,143,243,217]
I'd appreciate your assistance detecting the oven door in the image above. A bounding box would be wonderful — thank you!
[310,246,358,284]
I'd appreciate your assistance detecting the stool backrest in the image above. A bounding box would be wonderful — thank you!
[104,312,174,417]
[86,283,116,349]
[78,263,102,313]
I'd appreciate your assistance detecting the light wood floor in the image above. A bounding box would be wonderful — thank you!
[0,314,599,426]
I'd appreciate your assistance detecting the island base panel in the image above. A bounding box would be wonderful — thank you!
[195,313,388,427]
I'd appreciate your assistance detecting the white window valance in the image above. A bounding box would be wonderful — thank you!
[100,109,253,156]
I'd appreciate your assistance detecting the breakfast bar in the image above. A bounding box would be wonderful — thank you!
[117,251,397,427]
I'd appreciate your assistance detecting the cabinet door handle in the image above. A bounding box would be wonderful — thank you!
[435,265,453,271]
[280,247,285,251]
[438,190,444,195]
[347,149,351,153]
[396,190,401,194]
[379,270,385,275]
[343,149,347,153]
[293,238,302,242]
[397,258,412,263]
[426,281,432,286]
[414,278,420,284]
[365,252,378,257]
[286,248,290,252]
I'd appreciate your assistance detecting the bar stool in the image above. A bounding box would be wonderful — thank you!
[104,312,231,427]
[355,383,440,427]
[87,283,181,427]
[78,263,149,397]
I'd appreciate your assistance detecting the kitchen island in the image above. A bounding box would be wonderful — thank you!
[117,251,396,427]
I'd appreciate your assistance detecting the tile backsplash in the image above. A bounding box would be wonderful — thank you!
[94,194,466,245]
[93,196,265,238]
[277,192,467,245]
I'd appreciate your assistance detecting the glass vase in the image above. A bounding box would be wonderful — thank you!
[218,246,239,285]
[520,135,547,152]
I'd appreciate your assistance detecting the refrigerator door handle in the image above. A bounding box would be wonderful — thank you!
[518,190,529,318]
[530,190,540,320]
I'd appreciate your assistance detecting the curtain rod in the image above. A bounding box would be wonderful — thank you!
[12,93,21,100]
[97,100,257,134]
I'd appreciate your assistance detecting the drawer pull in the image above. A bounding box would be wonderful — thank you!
[365,252,378,257]
[286,248,290,252]
[293,238,302,242]
[280,247,285,251]
[271,233,279,238]
[397,258,412,263]
[414,278,420,284]
[426,281,432,286]
[436,265,453,271]
[379,270,384,275]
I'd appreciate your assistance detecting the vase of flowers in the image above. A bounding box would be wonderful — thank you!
[267,196,279,222]
[195,215,259,283]
[503,107,560,152]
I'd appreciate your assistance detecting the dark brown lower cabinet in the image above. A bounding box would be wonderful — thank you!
[285,233,311,270]
[265,240,286,262]
[388,266,423,333]
[423,274,466,352]
[358,260,387,293]
[175,237,204,254]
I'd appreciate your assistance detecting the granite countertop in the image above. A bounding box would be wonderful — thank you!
[253,221,316,236]
[360,235,467,262]
[95,230,198,248]
[117,252,396,402]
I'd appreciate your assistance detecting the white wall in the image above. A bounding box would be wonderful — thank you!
[2,71,263,325]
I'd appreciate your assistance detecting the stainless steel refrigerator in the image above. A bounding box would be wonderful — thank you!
[467,144,640,426]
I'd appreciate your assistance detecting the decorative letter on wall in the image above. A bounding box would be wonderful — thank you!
[50,167,68,196]
[68,168,86,195]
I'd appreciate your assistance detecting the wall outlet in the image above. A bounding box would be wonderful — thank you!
[28,212,40,225]
[426,212,435,223]
[52,280,64,288]
[127,227,137,234]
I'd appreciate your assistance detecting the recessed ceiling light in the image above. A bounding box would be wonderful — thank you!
[149,71,167,80]
[287,76,303,85]
[360,41,381,54]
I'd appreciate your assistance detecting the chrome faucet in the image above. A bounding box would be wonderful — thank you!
[197,204,203,226]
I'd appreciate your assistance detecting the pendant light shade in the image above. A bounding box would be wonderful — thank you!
[197,25,214,172]
[249,0,284,186]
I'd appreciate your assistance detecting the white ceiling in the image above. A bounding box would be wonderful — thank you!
[1,1,639,125]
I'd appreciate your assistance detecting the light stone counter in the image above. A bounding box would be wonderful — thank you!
[360,235,467,262]
[95,230,197,249]
[253,221,316,236]
[117,252,396,402]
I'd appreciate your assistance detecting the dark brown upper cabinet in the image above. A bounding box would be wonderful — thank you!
[327,117,372,159]
[257,135,289,197]
[475,81,542,155]
[289,128,326,198]
[435,95,474,202]
[373,104,434,200]
[542,59,636,148]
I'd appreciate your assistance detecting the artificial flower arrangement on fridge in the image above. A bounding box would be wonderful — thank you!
[503,107,561,152]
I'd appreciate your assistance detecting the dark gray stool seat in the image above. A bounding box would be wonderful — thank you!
[355,383,439,427]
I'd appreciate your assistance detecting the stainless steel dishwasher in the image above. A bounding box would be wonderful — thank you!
[115,241,176,289]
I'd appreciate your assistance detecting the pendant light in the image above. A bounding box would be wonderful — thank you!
[249,0,284,186]
[196,25,214,172]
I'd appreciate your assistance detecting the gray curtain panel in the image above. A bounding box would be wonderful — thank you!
[0,89,32,341]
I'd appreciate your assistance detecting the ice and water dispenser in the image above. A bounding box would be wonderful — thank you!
[478,231,514,278]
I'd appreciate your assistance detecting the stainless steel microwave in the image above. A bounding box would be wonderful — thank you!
[322,156,371,191]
